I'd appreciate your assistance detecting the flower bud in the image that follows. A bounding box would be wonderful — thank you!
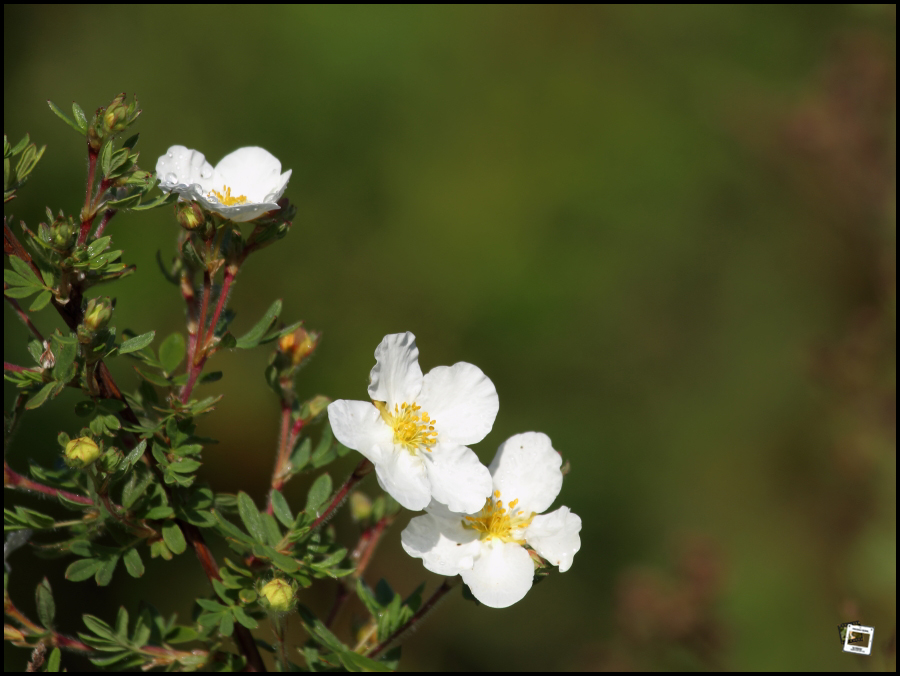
[48,216,76,252]
[260,578,295,612]
[83,296,113,332]
[65,437,100,468]
[102,93,128,133]
[278,327,319,366]
[175,201,207,232]
[349,491,373,523]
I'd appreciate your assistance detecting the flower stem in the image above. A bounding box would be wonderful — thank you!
[4,362,38,373]
[311,459,374,531]
[367,577,459,658]
[93,208,117,239]
[266,401,294,515]
[77,148,98,246]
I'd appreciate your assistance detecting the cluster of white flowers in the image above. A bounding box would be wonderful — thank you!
[329,333,582,608]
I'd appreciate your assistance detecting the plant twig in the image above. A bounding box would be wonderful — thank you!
[4,463,94,506]
[311,459,374,531]
[367,577,459,658]
[4,294,46,344]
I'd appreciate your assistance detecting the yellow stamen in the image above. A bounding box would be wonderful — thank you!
[209,185,248,206]
[374,400,438,454]
[463,490,534,543]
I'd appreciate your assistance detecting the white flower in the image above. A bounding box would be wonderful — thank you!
[155,145,291,222]
[328,332,498,513]
[401,432,582,609]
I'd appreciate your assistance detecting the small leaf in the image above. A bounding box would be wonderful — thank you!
[9,256,43,286]
[25,382,57,410]
[46,647,61,672]
[35,577,55,628]
[305,473,332,515]
[122,133,139,150]
[47,100,85,135]
[28,290,52,312]
[115,606,129,638]
[119,331,155,354]
[65,558,102,582]
[290,438,311,473]
[123,548,145,578]
[218,612,234,637]
[131,190,178,211]
[158,332,186,374]
[237,491,266,544]
[161,522,187,554]
[231,605,258,629]
[95,555,120,586]
[270,490,294,528]
[99,141,113,177]
[235,299,282,349]
[2,284,40,298]
[71,102,88,132]
[86,235,112,258]
[10,134,30,155]
[107,193,141,209]
[196,598,229,612]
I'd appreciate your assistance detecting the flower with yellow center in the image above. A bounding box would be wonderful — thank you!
[328,332,498,513]
[401,432,582,609]
[155,145,291,222]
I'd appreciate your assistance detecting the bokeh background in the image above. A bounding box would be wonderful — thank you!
[4,5,895,671]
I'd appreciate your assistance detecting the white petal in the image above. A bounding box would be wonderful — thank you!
[424,443,492,514]
[524,506,582,573]
[489,432,562,515]
[418,362,498,446]
[461,541,534,609]
[214,146,289,203]
[327,400,392,465]
[155,145,216,194]
[367,333,423,407]
[194,196,281,223]
[401,508,481,576]
[373,447,430,511]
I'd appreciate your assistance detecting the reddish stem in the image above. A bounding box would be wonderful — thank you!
[267,401,294,515]
[367,578,459,658]
[93,208,117,239]
[311,459,374,530]
[4,362,38,373]
[4,295,45,344]
[77,149,98,246]
[4,463,93,506]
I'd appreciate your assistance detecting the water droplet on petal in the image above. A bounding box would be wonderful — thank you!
[200,167,212,179]
[207,194,218,204]
[166,151,174,158]
[165,173,178,185]
[264,192,277,203]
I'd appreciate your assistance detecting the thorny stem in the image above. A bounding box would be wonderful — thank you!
[367,578,460,658]
[310,459,374,531]
[4,294,46,344]
[4,224,267,672]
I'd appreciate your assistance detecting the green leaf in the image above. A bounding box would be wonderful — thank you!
[95,555,120,586]
[2,284,39,298]
[213,511,256,545]
[237,491,266,544]
[161,522,187,554]
[25,382,57,410]
[99,141,113,177]
[290,438,311,473]
[122,133,139,150]
[71,102,88,132]
[122,548,145,578]
[196,598,229,612]
[270,490,294,528]
[119,331,155,354]
[235,299,281,349]
[218,612,234,637]
[310,426,336,468]
[107,193,141,209]
[47,100,85,135]
[27,289,52,312]
[46,647,61,672]
[82,614,115,640]
[199,371,223,384]
[65,558,102,582]
[115,606,129,638]
[10,134,30,155]
[305,473,332,515]
[338,651,394,672]
[35,577,55,628]
[86,235,112,258]
[51,333,78,381]
[9,255,43,286]
[231,605,258,630]
[131,190,178,211]
[168,458,201,474]
[158,332,186,373]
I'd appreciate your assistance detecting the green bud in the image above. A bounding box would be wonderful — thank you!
[175,201,207,232]
[48,215,76,252]
[349,491,373,523]
[83,296,113,332]
[102,93,128,133]
[260,578,295,613]
[65,436,100,468]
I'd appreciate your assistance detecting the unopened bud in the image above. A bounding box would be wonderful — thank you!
[175,201,207,232]
[49,216,76,252]
[83,296,113,332]
[260,578,295,612]
[65,437,100,468]
[102,93,128,133]
[349,492,373,523]
[278,327,319,366]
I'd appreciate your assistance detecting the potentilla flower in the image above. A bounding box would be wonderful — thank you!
[155,145,291,222]
[401,432,582,609]
[328,332,498,513]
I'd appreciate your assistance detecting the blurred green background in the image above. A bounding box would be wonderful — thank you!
[4,5,895,671]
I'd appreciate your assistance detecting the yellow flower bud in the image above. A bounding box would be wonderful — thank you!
[65,437,100,467]
[279,327,319,366]
[260,578,294,612]
[83,296,113,332]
